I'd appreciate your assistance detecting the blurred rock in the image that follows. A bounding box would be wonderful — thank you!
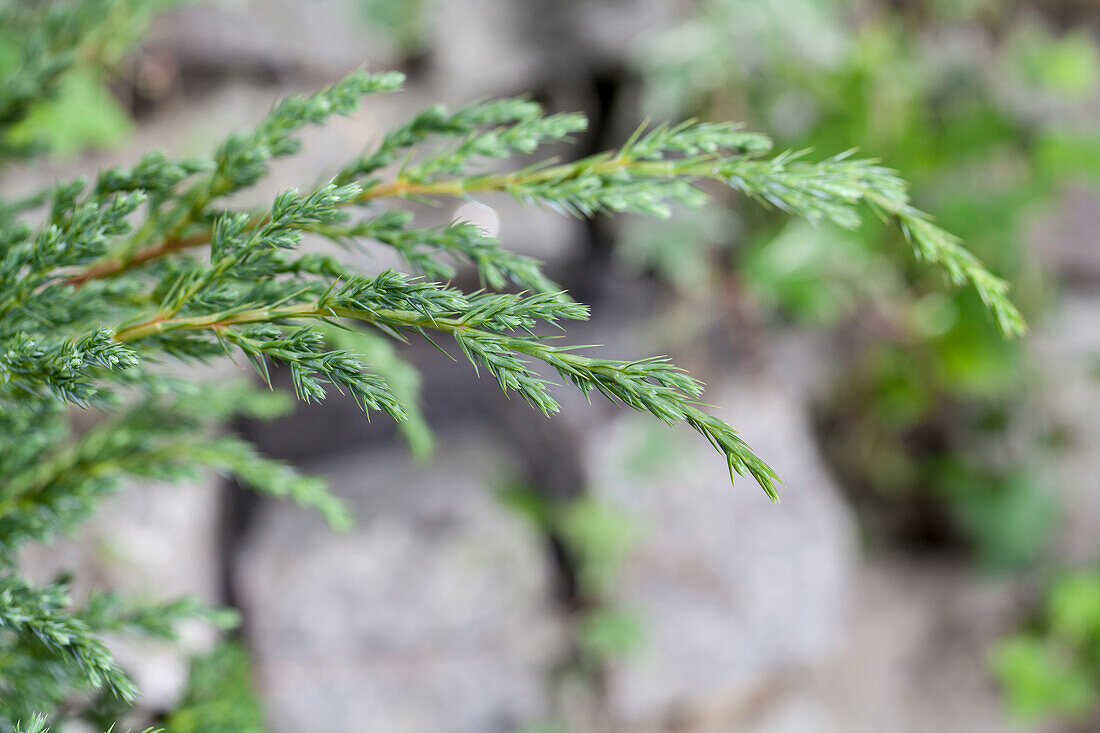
[736,695,841,733]
[584,376,857,728]
[161,0,402,82]
[625,556,1029,733]
[1032,187,1100,285]
[234,433,567,733]
[425,0,541,101]
[759,557,1032,733]
[529,0,672,72]
[1031,291,1100,564]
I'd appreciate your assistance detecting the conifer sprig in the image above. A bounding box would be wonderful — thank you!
[0,575,135,703]
[64,106,1024,336]
[111,279,776,496]
[349,124,1026,336]
[0,383,351,555]
[717,150,1027,335]
[38,68,1020,508]
[0,44,1023,724]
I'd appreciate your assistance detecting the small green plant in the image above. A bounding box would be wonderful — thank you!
[356,0,431,56]
[0,0,177,158]
[497,481,645,729]
[992,571,1100,722]
[163,643,266,733]
[497,482,646,659]
[635,0,1096,567]
[0,0,1021,727]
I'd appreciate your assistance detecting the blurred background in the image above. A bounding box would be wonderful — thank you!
[9,0,1100,731]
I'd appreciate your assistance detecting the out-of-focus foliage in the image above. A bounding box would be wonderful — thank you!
[0,0,182,158]
[316,320,434,459]
[635,0,1100,568]
[1011,24,1100,99]
[163,643,266,733]
[356,0,431,55]
[0,66,132,157]
[498,482,645,664]
[0,0,1022,728]
[499,480,645,729]
[993,571,1100,721]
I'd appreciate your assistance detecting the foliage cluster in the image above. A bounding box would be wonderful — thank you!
[0,0,1020,728]
[993,571,1100,721]
[636,0,1098,569]
[636,1,1099,723]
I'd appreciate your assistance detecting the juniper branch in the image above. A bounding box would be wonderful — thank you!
[0,575,134,703]
[0,57,1027,725]
[111,282,780,499]
[64,110,1023,336]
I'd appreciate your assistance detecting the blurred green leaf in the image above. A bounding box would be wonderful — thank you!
[579,607,646,660]
[8,68,132,157]
[942,466,1056,571]
[560,498,641,595]
[318,321,434,460]
[742,219,893,326]
[991,636,1097,721]
[1036,129,1100,186]
[357,0,430,53]
[620,208,736,295]
[1049,573,1100,643]
[164,643,265,733]
[1011,26,1100,99]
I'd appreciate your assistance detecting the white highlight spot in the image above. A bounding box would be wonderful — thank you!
[453,201,501,238]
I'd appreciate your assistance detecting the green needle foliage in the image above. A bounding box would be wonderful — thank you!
[0,0,1022,727]
[163,642,266,733]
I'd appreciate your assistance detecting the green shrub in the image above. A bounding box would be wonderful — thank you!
[636,0,1097,567]
[993,572,1100,721]
[0,0,1020,727]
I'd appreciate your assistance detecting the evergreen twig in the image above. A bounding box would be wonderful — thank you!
[0,4,1024,725]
